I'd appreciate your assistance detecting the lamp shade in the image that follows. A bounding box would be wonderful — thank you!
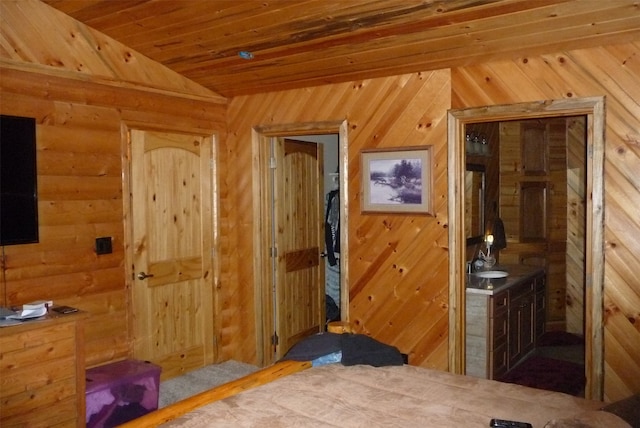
[491,217,507,250]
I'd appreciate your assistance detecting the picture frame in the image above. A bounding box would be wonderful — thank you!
[361,146,433,214]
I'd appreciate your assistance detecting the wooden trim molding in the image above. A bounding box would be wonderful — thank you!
[447,97,605,400]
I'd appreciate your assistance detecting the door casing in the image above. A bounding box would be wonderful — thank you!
[447,97,605,400]
[253,121,349,366]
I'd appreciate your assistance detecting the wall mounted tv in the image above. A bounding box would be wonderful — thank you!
[1,114,39,246]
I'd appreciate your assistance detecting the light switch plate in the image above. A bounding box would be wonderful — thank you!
[95,237,112,255]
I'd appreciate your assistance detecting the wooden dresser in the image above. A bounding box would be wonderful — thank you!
[465,265,546,380]
[0,312,86,427]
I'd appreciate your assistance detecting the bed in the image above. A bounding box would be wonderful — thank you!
[120,359,631,427]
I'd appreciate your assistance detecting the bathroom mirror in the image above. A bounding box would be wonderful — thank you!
[465,164,485,245]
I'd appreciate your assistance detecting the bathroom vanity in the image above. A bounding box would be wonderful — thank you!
[465,265,545,379]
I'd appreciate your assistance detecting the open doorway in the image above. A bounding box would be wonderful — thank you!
[465,116,587,394]
[252,121,349,366]
[447,97,605,400]
[293,134,342,326]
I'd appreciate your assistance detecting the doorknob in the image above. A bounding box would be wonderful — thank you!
[137,271,154,280]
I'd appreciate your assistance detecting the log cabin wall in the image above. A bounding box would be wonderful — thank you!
[451,41,640,401]
[0,76,226,368]
[225,71,452,368]
[0,0,638,402]
[0,1,226,368]
[0,77,225,368]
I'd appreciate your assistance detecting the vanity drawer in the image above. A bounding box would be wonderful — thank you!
[491,313,508,347]
[490,291,509,316]
[510,280,534,300]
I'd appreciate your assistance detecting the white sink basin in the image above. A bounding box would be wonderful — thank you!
[474,270,509,279]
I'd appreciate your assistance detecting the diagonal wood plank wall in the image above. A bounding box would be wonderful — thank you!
[226,42,640,401]
[225,71,452,368]
[452,42,640,402]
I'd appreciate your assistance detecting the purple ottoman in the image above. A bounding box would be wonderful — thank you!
[86,359,161,427]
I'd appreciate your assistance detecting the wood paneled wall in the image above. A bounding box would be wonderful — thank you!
[1,0,638,403]
[499,118,569,330]
[225,71,452,368]
[0,0,223,101]
[452,42,640,401]
[0,73,225,368]
[0,1,226,368]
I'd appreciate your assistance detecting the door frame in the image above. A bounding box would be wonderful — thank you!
[253,120,349,366]
[122,122,221,365]
[447,97,605,400]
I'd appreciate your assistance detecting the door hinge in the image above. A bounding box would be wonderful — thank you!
[271,332,279,346]
[270,246,278,258]
[269,157,277,169]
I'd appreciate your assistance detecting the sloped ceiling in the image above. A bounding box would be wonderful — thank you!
[38,0,640,98]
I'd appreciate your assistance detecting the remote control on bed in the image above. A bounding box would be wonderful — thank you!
[489,419,533,428]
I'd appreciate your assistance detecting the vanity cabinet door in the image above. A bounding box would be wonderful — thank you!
[534,274,546,343]
[488,290,509,379]
[508,288,535,368]
[490,311,509,379]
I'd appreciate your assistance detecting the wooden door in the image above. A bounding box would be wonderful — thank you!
[273,138,325,358]
[129,129,214,380]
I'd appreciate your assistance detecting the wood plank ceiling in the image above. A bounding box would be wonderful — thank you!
[41,0,640,98]
[43,0,640,97]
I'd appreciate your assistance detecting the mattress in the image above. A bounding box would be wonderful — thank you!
[159,363,629,427]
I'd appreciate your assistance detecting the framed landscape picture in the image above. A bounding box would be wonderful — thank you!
[361,146,433,214]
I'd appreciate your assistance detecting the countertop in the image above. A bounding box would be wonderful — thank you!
[466,264,544,295]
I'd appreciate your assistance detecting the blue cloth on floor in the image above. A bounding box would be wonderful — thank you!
[312,351,342,367]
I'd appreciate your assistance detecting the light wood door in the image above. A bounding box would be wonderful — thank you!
[129,129,214,380]
[274,138,325,358]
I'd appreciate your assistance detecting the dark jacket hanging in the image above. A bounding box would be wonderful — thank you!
[325,189,340,266]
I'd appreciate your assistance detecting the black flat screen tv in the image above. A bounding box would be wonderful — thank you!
[1,114,39,246]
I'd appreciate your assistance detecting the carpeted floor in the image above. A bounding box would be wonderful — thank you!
[499,331,586,396]
[158,360,259,408]
[499,355,585,396]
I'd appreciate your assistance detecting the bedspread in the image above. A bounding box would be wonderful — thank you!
[161,364,629,427]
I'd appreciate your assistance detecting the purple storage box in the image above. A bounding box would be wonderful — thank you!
[86,359,161,428]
